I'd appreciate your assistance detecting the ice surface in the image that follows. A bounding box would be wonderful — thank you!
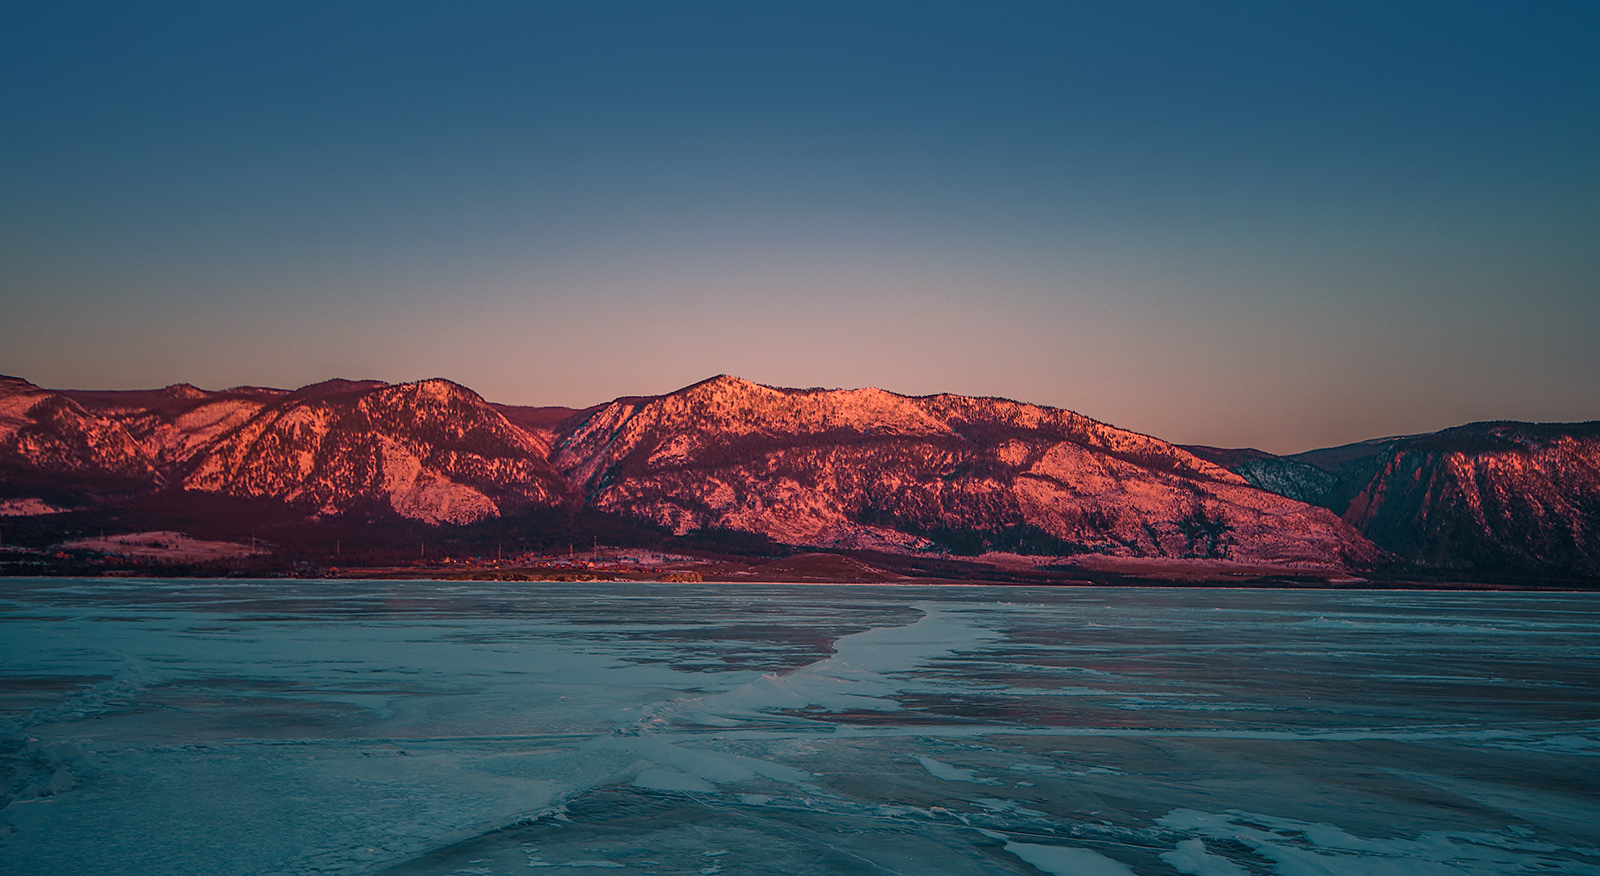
[915,754,1001,785]
[1002,841,1136,875]
[1,579,1597,875]
[1161,839,1250,876]
[1156,809,1600,875]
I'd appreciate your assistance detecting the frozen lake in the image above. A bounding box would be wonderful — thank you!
[2,579,1597,875]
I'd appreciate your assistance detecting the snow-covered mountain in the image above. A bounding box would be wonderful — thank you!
[1189,422,1600,573]
[1,376,570,525]
[33,372,1600,574]
[177,378,573,525]
[0,376,165,501]
[552,376,1378,566]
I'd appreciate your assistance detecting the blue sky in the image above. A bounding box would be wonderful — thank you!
[3,1,1596,452]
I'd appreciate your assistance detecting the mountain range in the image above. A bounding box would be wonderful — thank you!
[2,373,1596,580]
[1185,421,1600,574]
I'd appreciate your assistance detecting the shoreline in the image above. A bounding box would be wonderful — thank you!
[4,567,1594,592]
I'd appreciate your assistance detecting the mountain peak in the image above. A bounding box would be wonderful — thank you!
[159,383,209,400]
[0,374,41,394]
[404,377,480,400]
[674,374,763,397]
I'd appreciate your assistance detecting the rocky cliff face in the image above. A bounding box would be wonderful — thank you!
[1339,423,1600,572]
[551,376,1380,567]
[179,379,572,524]
[0,377,162,499]
[59,383,291,471]
[1194,423,1600,573]
[1,376,570,525]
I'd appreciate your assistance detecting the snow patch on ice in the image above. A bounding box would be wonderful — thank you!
[1003,841,1137,875]
[1157,808,1597,875]
[914,754,1001,785]
[647,604,1002,726]
[1161,839,1250,876]
[525,848,626,868]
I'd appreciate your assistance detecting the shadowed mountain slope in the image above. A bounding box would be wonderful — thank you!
[1343,422,1600,572]
[1182,445,1336,505]
[1192,422,1600,573]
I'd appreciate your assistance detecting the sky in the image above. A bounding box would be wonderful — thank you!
[2,1,1597,453]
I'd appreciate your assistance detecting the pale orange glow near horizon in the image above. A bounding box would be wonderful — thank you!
[3,4,1596,456]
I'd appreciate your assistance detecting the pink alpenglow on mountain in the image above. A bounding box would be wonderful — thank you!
[11,372,1526,574]
[1,376,570,526]
[180,379,571,525]
[552,376,1381,568]
[1340,423,1600,572]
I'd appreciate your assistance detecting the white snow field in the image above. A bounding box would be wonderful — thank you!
[1,579,1597,875]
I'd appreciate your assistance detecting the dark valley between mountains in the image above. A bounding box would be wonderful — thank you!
[2,374,1596,587]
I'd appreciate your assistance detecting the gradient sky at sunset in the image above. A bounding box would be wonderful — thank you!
[3,1,1596,453]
